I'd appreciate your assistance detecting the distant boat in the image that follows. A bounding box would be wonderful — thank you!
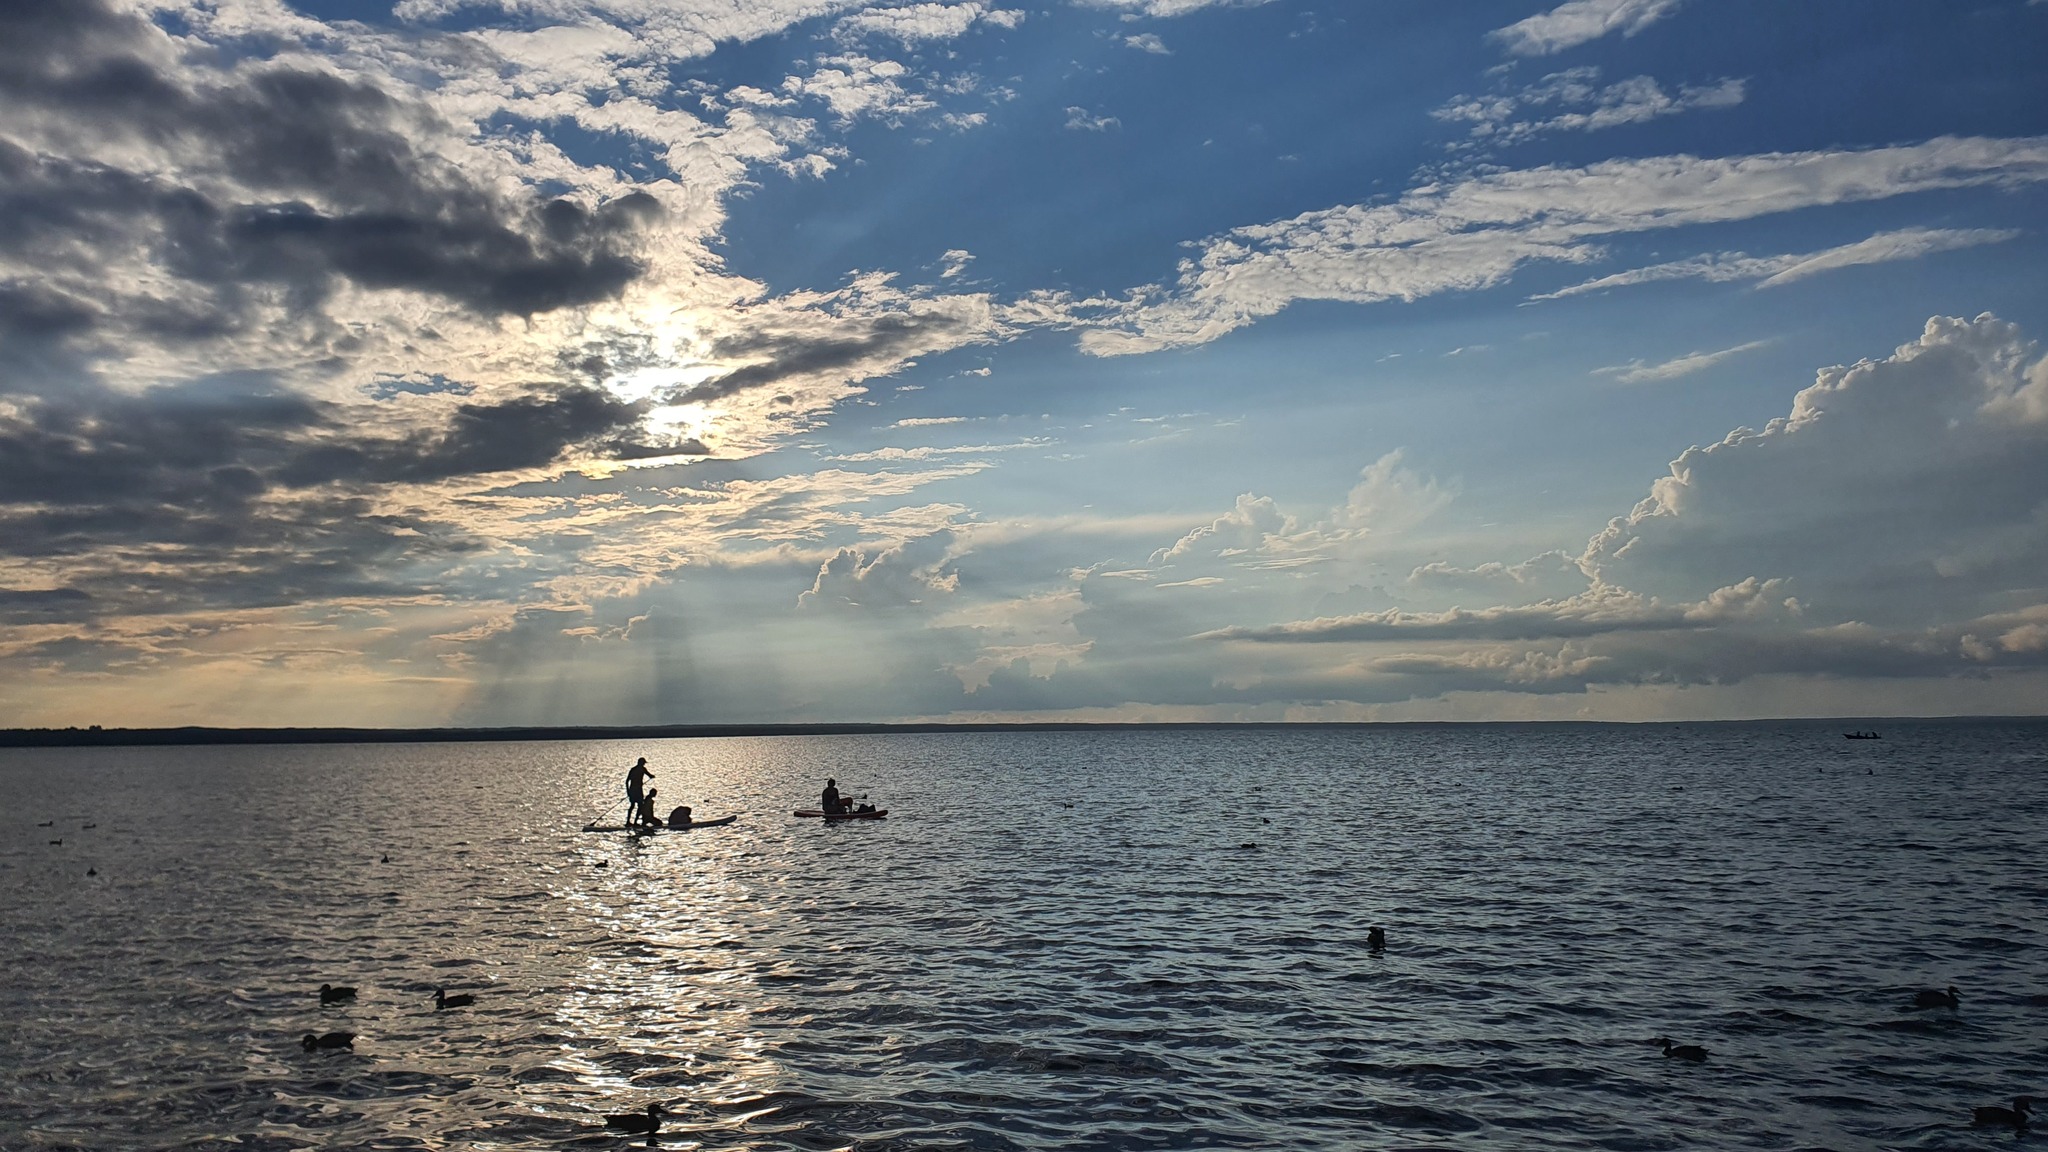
[1843,731,1881,740]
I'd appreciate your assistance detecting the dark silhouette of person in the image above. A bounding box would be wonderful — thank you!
[625,757,655,825]
[822,778,844,815]
[635,787,660,830]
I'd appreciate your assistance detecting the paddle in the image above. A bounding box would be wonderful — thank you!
[582,795,626,832]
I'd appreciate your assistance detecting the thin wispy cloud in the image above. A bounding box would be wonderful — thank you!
[1083,138,2048,355]
[1534,227,2023,299]
[1597,340,1770,384]
[1489,0,1687,57]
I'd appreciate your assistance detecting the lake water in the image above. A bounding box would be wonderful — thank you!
[1,722,2043,1151]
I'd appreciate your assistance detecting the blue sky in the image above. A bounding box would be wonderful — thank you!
[2,0,2046,726]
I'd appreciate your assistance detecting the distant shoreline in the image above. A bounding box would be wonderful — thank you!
[2,716,2042,748]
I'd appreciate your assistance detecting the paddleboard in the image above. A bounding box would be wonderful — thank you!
[582,815,738,833]
[792,809,888,819]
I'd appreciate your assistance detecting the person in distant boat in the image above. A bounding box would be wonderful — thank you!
[625,757,655,825]
[822,778,845,815]
[635,787,660,829]
[667,805,693,829]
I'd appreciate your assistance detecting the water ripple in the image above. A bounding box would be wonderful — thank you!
[2,721,2044,1150]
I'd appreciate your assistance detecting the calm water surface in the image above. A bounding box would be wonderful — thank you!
[2,723,2044,1150]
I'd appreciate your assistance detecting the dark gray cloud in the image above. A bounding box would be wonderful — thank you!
[0,0,662,344]
[273,386,652,486]
[692,309,988,400]
[0,377,662,627]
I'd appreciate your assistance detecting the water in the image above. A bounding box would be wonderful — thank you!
[1,722,2043,1151]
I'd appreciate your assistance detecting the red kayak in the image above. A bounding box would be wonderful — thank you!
[792,809,888,819]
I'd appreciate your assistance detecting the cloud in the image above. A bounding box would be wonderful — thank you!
[934,587,1089,691]
[1202,578,1789,643]
[825,438,1045,462]
[1064,106,1122,132]
[1152,493,1290,564]
[785,55,938,124]
[797,529,961,610]
[1083,137,2048,355]
[1141,313,2048,708]
[1407,552,1587,599]
[687,273,1007,403]
[1489,0,1685,57]
[0,2,669,342]
[833,3,1018,46]
[1435,68,1744,148]
[1596,340,1770,384]
[1145,451,1451,582]
[1079,0,1277,15]
[1535,227,2023,299]
[1580,313,2048,628]
[1124,33,1171,54]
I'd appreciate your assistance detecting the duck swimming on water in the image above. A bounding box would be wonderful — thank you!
[1654,1038,1708,1062]
[435,988,475,1010]
[605,1103,663,1135]
[318,983,356,1005]
[1973,1096,2033,1130]
[301,1031,355,1051]
[1914,985,1960,1009]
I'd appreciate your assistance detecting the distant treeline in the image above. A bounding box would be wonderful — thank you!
[7,721,1336,748]
[0,716,2035,748]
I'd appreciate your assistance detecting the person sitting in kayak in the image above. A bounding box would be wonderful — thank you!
[625,757,655,825]
[667,805,693,829]
[821,778,845,815]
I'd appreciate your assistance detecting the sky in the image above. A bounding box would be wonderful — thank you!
[2,0,2047,728]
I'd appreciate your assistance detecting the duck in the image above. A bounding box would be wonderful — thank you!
[605,1103,663,1135]
[435,988,475,1010]
[318,983,356,1005]
[1366,926,1387,952]
[1654,1037,1708,1062]
[301,1031,355,1051]
[37,820,52,827]
[1973,1096,2033,1130]
[1913,984,1960,1010]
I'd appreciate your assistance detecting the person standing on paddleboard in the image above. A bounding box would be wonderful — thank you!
[625,757,655,827]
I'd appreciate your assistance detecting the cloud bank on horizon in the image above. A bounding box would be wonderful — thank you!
[0,0,2044,726]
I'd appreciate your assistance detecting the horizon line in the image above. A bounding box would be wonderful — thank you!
[3,715,2044,749]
